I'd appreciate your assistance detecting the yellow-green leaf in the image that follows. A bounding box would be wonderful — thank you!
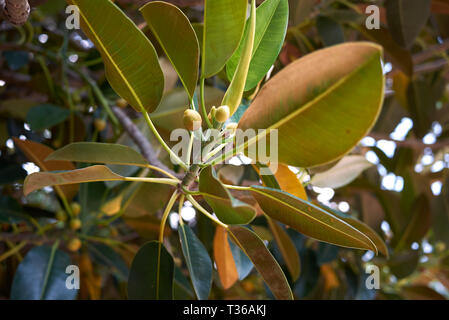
[202,0,248,78]
[267,219,301,281]
[229,226,293,300]
[238,42,384,168]
[68,0,164,112]
[140,1,199,99]
[46,142,148,167]
[250,185,378,252]
[199,166,256,225]
[222,0,256,116]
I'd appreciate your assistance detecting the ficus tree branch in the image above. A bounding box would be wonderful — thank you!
[111,106,182,179]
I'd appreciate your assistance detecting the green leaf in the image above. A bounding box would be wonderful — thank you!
[250,185,378,252]
[229,226,293,300]
[222,0,256,116]
[229,239,254,280]
[267,219,301,281]
[238,42,384,168]
[386,0,431,48]
[198,166,256,225]
[128,241,174,300]
[140,1,199,99]
[227,0,288,92]
[11,244,78,300]
[24,165,125,196]
[47,142,148,167]
[68,0,164,112]
[311,155,374,189]
[25,104,70,130]
[202,0,248,78]
[316,15,345,46]
[178,224,212,300]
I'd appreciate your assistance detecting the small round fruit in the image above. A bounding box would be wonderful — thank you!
[70,218,82,231]
[116,98,128,108]
[215,105,230,123]
[55,210,67,222]
[183,109,202,131]
[71,202,81,216]
[67,238,82,252]
[94,119,107,131]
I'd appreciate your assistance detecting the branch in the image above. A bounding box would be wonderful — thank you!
[1,0,30,25]
[369,133,449,151]
[112,106,182,179]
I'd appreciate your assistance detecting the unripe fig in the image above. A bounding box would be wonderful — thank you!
[70,218,82,231]
[55,210,67,222]
[67,238,82,252]
[94,119,107,131]
[116,98,128,108]
[71,202,81,216]
[183,109,202,131]
[215,105,230,123]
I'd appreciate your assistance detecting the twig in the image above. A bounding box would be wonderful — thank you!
[112,106,182,179]
[369,133,449,151]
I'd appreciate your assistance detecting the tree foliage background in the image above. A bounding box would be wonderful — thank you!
[1,0,449,300]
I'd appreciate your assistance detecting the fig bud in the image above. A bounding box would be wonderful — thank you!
[183,109,202,131]
[215,105,230,123]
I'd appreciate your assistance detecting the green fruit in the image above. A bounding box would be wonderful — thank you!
[70,218,82,231]
[183,109,202,131]
[55,210,67,222]
[215,105,230,123]
[94,119,107,131]
[71,202,81,216]
[67,238,82,252]
[116,98,128,108]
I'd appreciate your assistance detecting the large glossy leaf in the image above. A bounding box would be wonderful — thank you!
[178,224,212,300]
[24,165,124,196]
[386,0,431,48]
[254,163,302,280]
[198,166,256,225]
[128,241,174,299]
[229,226,293,300]
[25,104,70,130]
[13,138,78,200]
[202,0,248,78]
[221,0,256,116]
[311,155,374,189]
[68,0,164,112]
[267,219,301,281]
[213,226,239,289]
[47,142,148,166]
[140,1,199,99]
[238,42,384,168]
[10,245,78,300]
[229,239,254,280]
[250,186,378,252]
[227,0,288,91]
